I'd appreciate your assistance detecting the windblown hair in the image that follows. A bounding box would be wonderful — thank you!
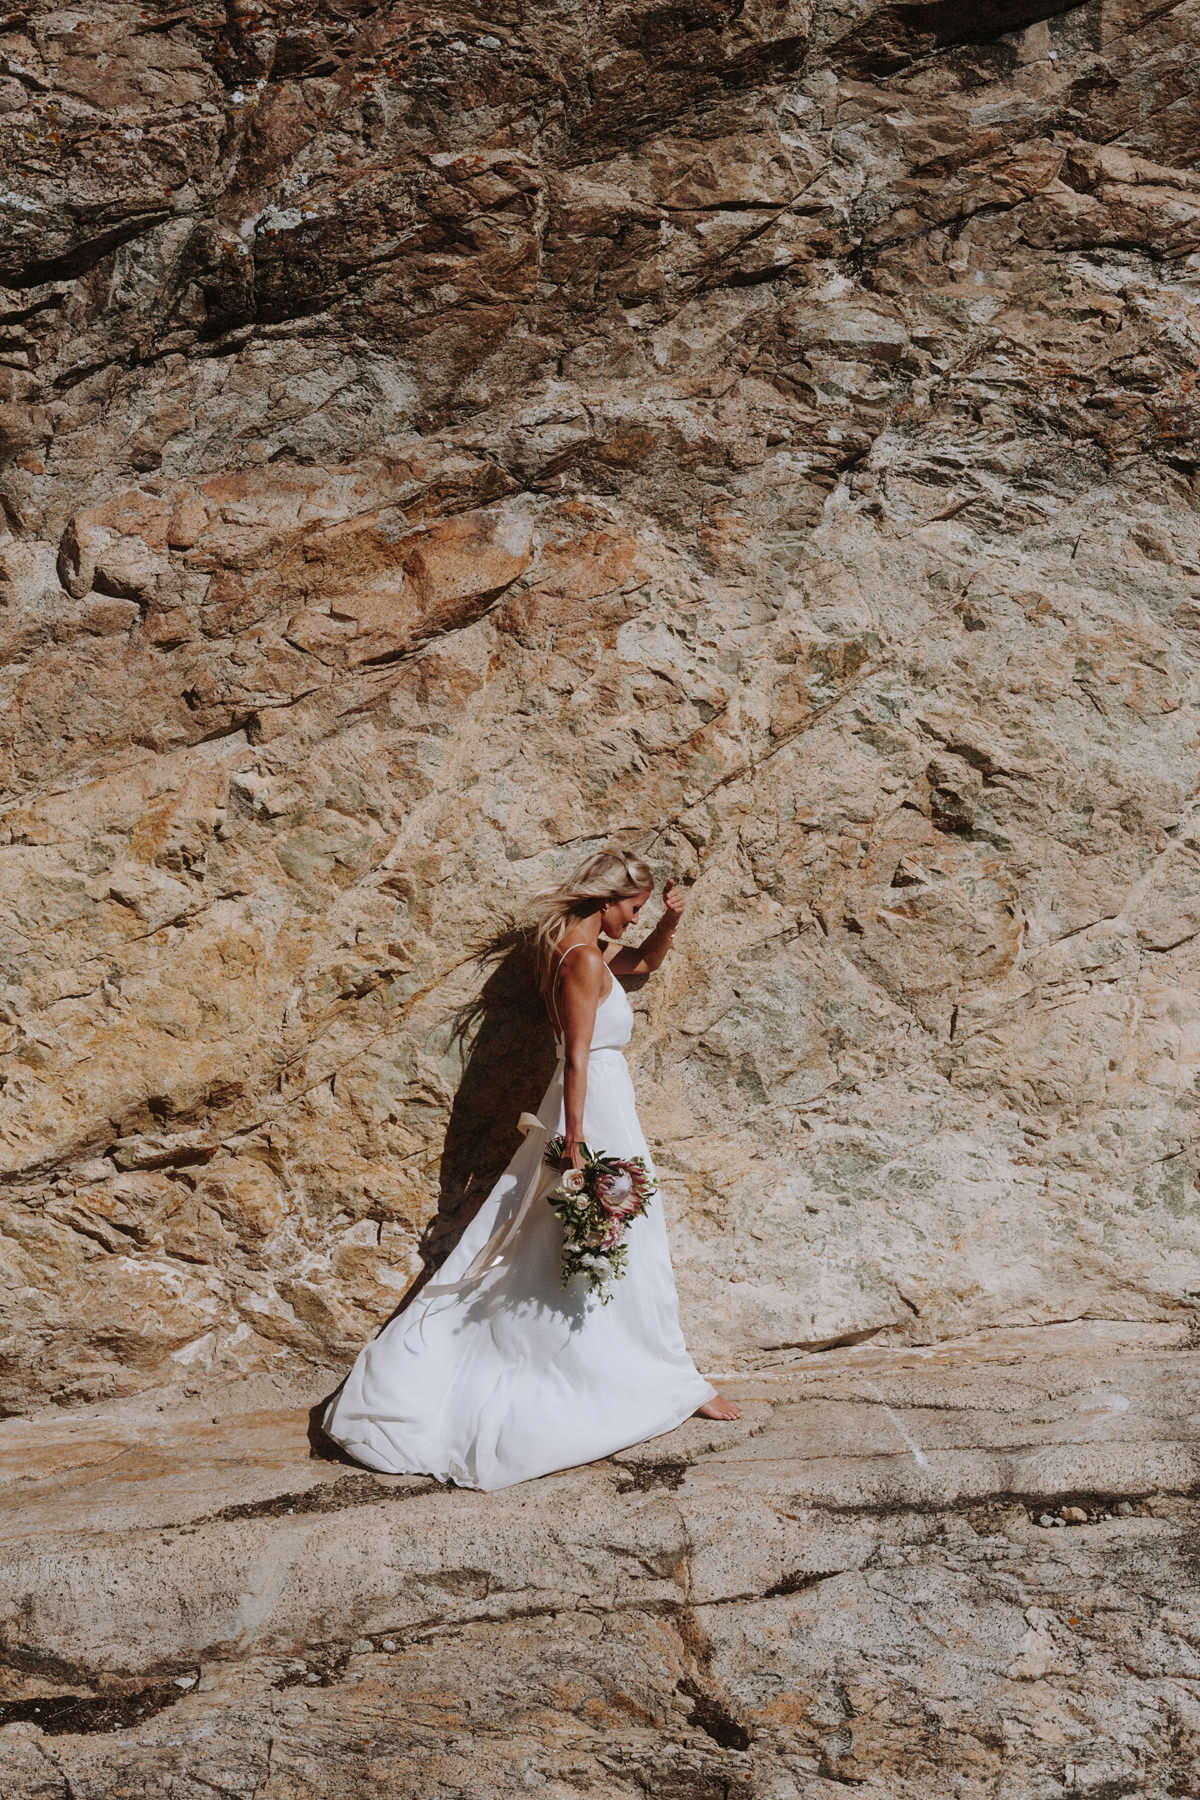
[528,845,653,998]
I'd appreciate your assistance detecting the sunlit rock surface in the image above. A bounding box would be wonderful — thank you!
[0,2,1197,1415]
[1,1324,1197,1797]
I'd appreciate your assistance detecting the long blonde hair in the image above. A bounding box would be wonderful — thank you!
[529,845,653,997]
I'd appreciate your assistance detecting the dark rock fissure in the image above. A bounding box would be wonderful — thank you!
[614,1456,692,1492]
[676,1677,754,1752]
[764,1568,834,1597]
[0,213,173,290]
[0,1678,194,1738]
[208,1472,442,1524]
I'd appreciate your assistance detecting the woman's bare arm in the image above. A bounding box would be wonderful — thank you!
[607,879,685,977]
[555,945,606,1170]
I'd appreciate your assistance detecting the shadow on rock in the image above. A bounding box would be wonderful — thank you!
[425,925,558,1272]
[307,1396,359,1464]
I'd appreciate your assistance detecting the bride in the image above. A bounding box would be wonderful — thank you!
[321,845,742,1491]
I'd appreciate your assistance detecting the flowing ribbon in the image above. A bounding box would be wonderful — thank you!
[417,1112,556,1341]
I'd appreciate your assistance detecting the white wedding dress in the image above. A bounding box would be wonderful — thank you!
[322,964,717,1490]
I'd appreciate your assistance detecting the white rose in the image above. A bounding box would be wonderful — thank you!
[560,1169,586,1195]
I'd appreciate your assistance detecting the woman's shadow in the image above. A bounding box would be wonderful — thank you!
[422,926,560,1282]
[308,926,558,1459]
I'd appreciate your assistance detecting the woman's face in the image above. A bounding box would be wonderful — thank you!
[600,887,653,938]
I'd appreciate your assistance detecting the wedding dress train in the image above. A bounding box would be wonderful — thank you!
[321,966,717,1490]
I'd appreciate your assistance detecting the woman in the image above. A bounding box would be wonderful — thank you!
[322,846,741,1490]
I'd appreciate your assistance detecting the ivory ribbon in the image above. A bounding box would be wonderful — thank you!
[417,1112,555,1340]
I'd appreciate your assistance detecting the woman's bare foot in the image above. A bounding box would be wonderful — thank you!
[695,1390,742,1421]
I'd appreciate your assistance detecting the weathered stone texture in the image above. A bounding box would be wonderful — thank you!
[0,1,1197,1415]
[1,1325,1197,1798]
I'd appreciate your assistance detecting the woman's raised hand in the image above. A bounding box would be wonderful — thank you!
[661,877,685,923]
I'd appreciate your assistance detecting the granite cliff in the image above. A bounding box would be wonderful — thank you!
[2,2,1200,1794]
[1,0,1197,1408]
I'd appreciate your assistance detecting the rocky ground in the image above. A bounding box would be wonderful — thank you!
[1,1322,1197,1798]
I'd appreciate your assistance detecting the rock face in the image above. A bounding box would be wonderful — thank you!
[1,1,1199,1409]
[1,1323,1197,1797]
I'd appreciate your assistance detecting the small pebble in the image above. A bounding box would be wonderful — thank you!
[1115,1500,1134,1517]
[304,1672,322,1685]
[1049,1516,1064,1526]
[381,1638,397,1653]
[1038,1514,1056,1528]
[350,1638,373,1654]
[1061,1506,1088,1524]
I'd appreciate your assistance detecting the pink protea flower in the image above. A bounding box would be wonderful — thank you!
[596,1169,633,1213]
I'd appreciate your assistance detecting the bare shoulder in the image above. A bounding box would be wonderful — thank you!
[559,941,607,989]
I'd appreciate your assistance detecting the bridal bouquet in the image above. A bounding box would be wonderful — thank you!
[543,1137,657,1301]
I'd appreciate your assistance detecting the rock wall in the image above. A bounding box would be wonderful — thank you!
[1,0,1198,1409]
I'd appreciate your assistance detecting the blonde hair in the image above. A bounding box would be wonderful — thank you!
[529,845,653,997]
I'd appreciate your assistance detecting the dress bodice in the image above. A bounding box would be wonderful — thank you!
[554,965,634,1056]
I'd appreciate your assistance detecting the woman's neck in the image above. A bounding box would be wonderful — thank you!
[562,912,603,950]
